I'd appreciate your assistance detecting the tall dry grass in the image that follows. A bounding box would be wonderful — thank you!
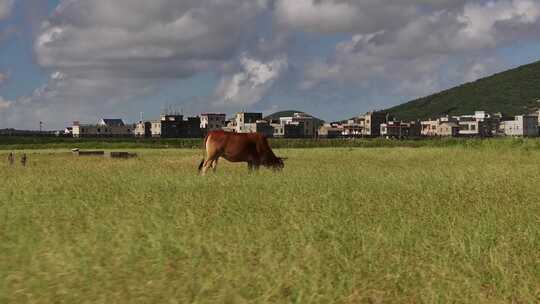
[1,147,539,303]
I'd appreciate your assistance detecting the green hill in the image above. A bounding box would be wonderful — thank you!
[385,60,540,121]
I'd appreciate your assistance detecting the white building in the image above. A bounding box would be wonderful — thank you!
[234,112,263,133]
[134,121,151,137]
[72,119,132,137]
[279,112,320,138]
[421,120,442,137]
[502,115,538,137]
[200,113,226,131]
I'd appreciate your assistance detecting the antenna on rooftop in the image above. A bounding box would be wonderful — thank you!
[140,112,144,122]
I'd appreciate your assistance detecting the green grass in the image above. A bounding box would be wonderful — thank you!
[1,147,539,303]
[3,136,540,151]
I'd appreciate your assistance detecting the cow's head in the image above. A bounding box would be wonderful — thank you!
[269,157,286,171]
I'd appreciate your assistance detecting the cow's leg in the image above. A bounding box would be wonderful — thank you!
[211,158,219,172]
[202,151,222,175]
[201,159,214,175]
[247,161,260,172]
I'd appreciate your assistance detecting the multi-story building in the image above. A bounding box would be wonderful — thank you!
[362,111,389,137]
[283,122,305,138]
[200,113,226,132]
[421,120,441,137]
[271,122,284,137]
[254,120,275,138]
[134,121,151,137]
[344,111,390,137]
[458,117,483,137]
[342,119,364,138]
[279,112,321,138]
[437,122,460,137]
[457,111,496,137]
[150,114,202,138]
[235,112,263,133]
[380,121,421,139]
[421,111,499,137]
[318,124,343,138]
[502,115,538,137]
[72,119,133,138]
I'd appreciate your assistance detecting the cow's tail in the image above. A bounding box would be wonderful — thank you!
[198,133,209,173]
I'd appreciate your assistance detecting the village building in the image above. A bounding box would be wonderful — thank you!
[271,123,284,137]
[342,112,390,137]
[254,120,275,138]
[457,112,496,137]
[437,122,460,137]
[282,121,305,138]
[72,119,132,138]
[134,121,152,137]
[420,112,499,137]
[148,114,202,138]
[318,124,343,138]
[361,111,389,137]
[342,119,364,138]
[200,113,226,132]
[458,117,483,137]
[502,115,538,137]
[421,120,440,137]
[279,112,320,138]
[381,121,421,139]
[63,127,73,136]
[234,112,263,133]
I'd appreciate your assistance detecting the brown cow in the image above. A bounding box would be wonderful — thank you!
[198,131,285,174]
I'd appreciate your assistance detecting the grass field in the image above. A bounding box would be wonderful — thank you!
[1,147,539,303]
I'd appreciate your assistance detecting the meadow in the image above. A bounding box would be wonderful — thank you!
[0,146,539,303]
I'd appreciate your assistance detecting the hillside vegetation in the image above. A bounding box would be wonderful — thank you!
[386,60,540,121]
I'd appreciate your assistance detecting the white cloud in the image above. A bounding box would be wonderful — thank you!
[274,0,468,34]
[4,0,274,128]
[215,55,288,106]
[0,96,13,110]
[0,0,13,20]
[4,0,540,127]
[0,72,158,129]
[459,0,540,48]
[36,0,269,78]
[302,0,540,98]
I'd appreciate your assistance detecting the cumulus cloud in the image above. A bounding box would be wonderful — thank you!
[36,0,268,78]
[215,54,288,106]
[4,0,540,127]
[302,0,540,98]
[0,0,13,20]
[0,71,159,129]
[274,0,468,34]
[2,0,272,128]
[0,96,12,110]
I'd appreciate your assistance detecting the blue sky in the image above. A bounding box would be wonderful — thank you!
[1,0,540,129]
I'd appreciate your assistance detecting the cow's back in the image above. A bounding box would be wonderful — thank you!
[207,131,259,162]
